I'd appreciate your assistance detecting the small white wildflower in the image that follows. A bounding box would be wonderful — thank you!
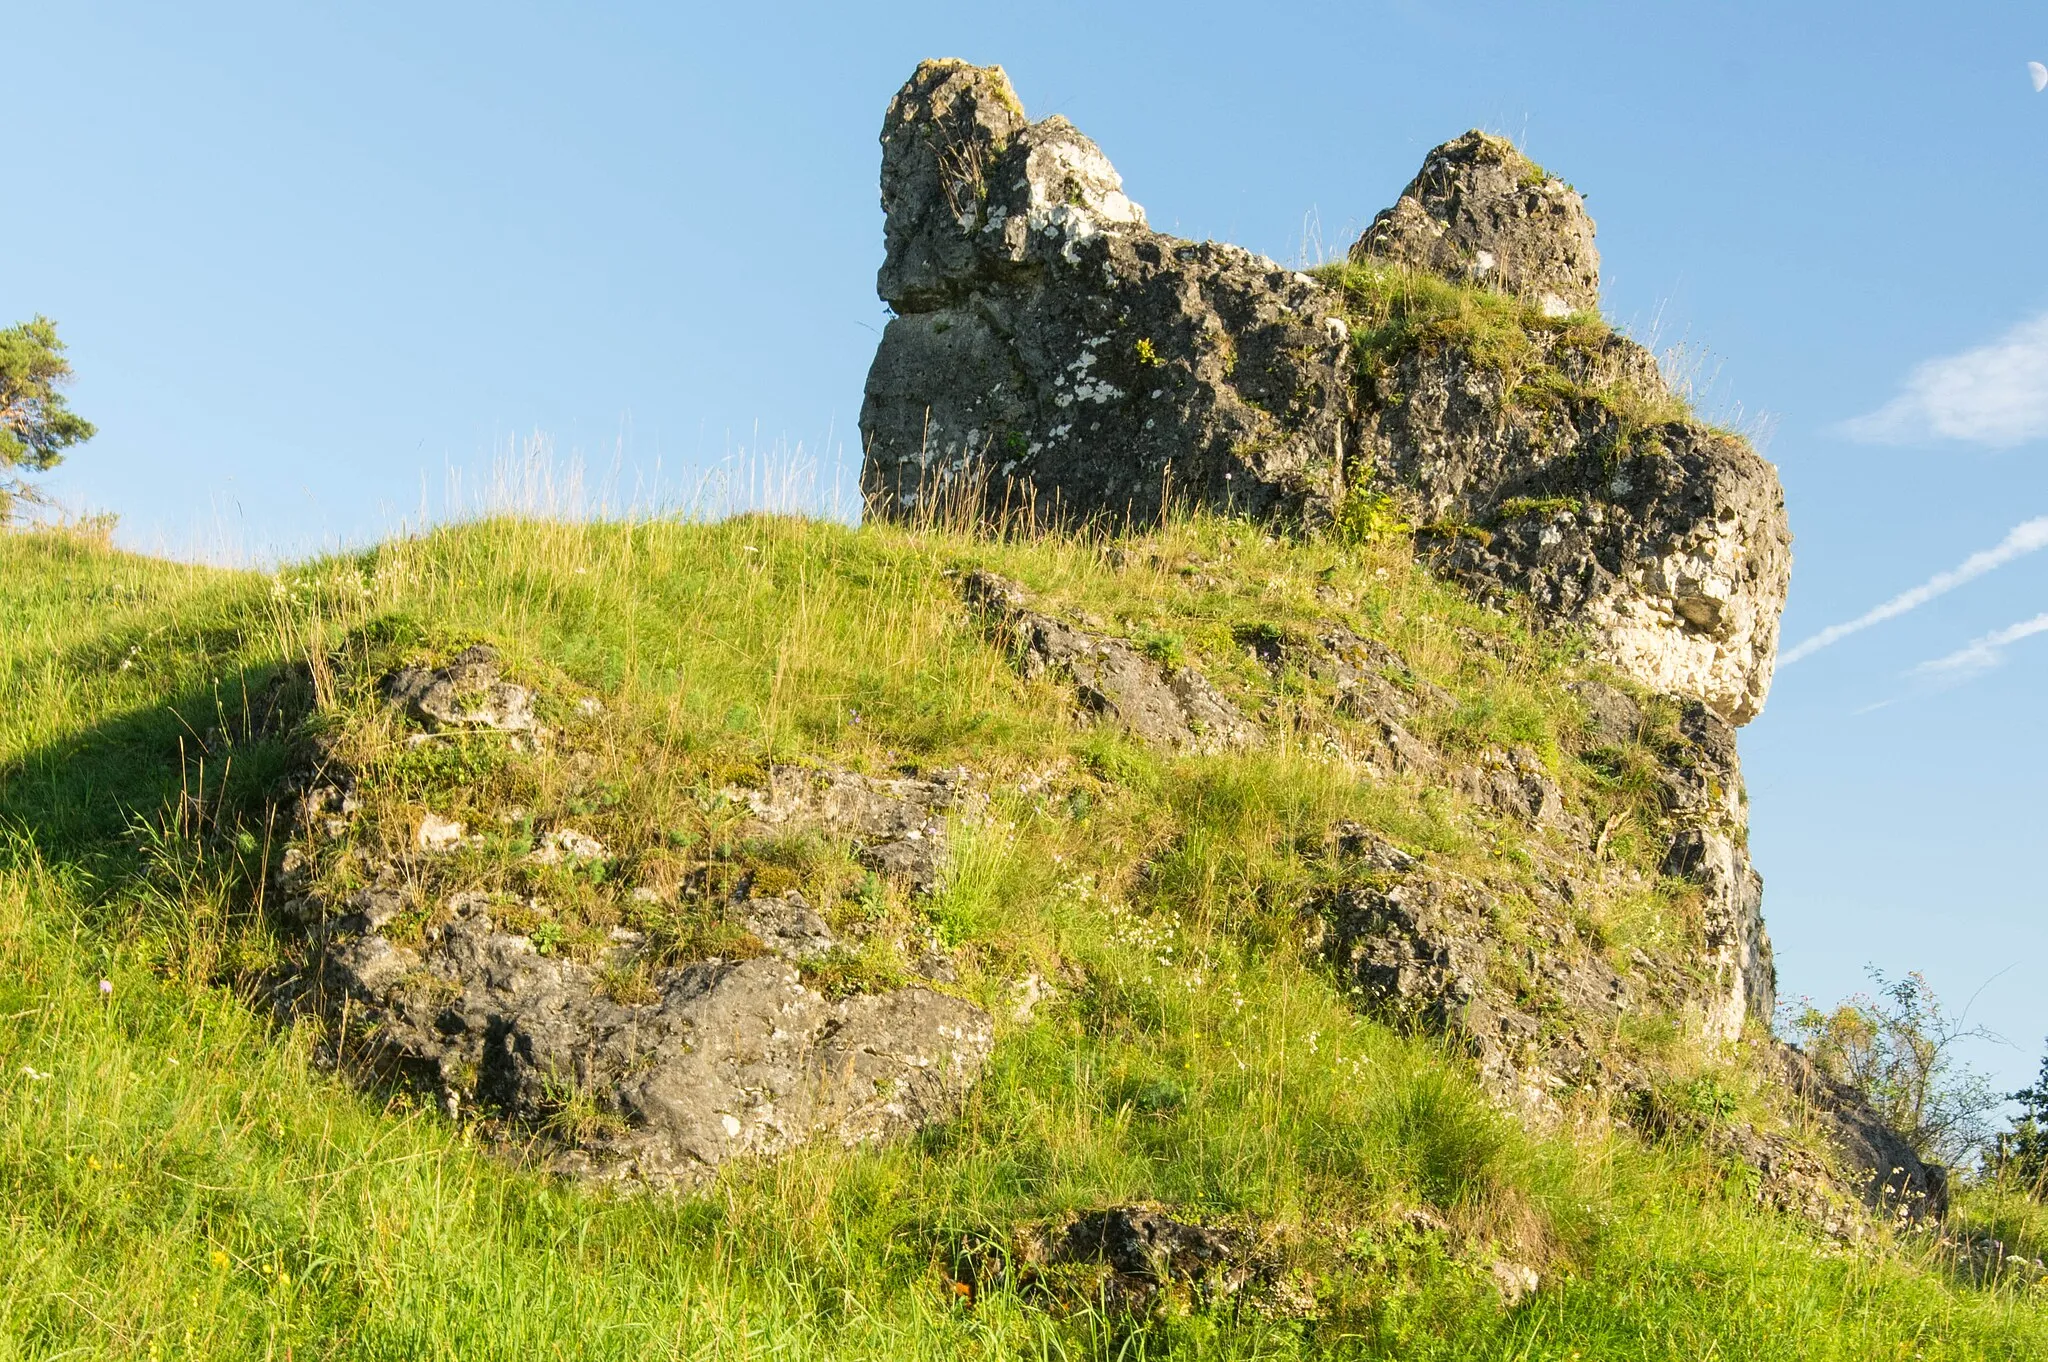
[20,1066,50,1081]
[98,979,113,999]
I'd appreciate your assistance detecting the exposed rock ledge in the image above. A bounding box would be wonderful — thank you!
[278,647,995,1187]
[322,909,991,1187]
[858,60,1790,726]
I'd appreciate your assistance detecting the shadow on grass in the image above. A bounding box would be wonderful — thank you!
[0,646,335,1001]
[0,656,313,873]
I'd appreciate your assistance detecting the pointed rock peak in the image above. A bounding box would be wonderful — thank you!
[877,61,1143,312]
[1351,129,1600,316]
[883,60,1029,151]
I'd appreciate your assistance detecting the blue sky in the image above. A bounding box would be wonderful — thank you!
[9,2,2047,1097]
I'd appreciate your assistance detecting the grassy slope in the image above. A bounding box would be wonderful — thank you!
[1,517,2042,1360]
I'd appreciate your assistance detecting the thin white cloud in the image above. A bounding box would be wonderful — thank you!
[1780,515,2048,664]
[1914,611,2048,679]
[1842,311,2048,448]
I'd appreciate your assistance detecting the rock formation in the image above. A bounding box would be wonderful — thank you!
[850,45,1786,968]
[275,650,996,1187]
[963,570,1257,754]
[239,64,1936,1255]
[860,60,1350,530]
[858,60,1791,730]
[1355,319,1790,727]
[320,905,991,1187]
[956,579,1944,1228]
[855,71,1823,1213]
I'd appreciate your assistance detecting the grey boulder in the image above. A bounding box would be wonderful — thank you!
[384,644,536,733]
[736,763,981,892]
[323,900,993,1186]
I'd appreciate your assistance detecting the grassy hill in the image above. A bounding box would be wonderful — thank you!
[2,513,2043,1360]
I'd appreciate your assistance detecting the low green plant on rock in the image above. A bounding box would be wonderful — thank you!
[1333,478,1412,547]
[1311,260,1610,384]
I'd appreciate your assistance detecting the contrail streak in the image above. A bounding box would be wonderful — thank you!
[1914,611,2048,678]
[1780,515,2048,665]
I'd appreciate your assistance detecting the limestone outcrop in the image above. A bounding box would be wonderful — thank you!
[1356,324,1790,727]
[858,61,1792,730]
[317,900,992,1187]
[965,581,1776,1052]
[944,485,1941,1235]
[962,570,1257,754]
[274,655,997,1188]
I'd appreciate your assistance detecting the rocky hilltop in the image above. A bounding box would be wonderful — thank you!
[150,59,1944,1321]
[11,54,2047,1356]
[852,62,1930,1229]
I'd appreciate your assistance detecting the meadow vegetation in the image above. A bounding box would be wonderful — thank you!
[2,513,2044,1359]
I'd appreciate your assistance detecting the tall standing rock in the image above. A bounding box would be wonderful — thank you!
[860,60,1350,528]
[856,60,1794,1045]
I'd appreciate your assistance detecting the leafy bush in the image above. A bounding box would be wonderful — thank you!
[1787,969,2001,1166]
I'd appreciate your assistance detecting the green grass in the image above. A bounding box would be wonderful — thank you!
[1,516,2043,1358]
[1309,262,1700,461]
[1310,261,1610,379]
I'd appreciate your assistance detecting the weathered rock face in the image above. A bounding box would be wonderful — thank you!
[962,570,1256,754]
[385,644,537,735]
[276,655,998,1188]
[1660,701,1775,1039]
[859,60,1791,731]
[319,898,992,1187]
[861,60,1349,528]
[966,583,1773,1047]
[1308,820,1943,1230]
[1350,130,1600,316]
[1358,332,1791,726]
[735,763,982,893]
